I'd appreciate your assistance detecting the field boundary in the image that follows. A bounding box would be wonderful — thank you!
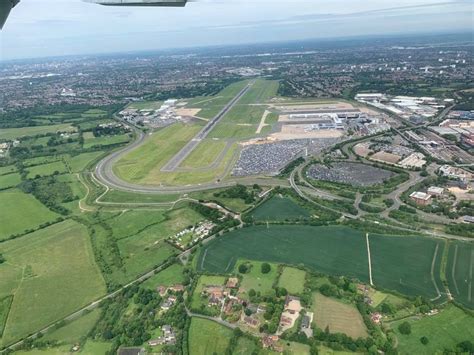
[430,243,442,301]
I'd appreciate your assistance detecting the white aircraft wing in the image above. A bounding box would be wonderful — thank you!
[0,0,19,29]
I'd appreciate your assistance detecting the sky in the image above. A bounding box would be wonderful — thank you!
[0,0,472,61]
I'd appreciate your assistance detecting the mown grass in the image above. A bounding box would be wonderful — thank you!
[0,124,76,140]
[0,220,106,346]
[26,160,68,179]
[43,309,101,344]
[181,139,227,169]
[142,263,185,290]
[0,189,60,241]
[278,267,306,294]
[391,305,474,354]
[251,195,311,221]
[236,260,279,297]
[65,151,105,172]
[188,318,232,355]
[83,134,130,149]
[0,173,21,190]
[312,293,369,339]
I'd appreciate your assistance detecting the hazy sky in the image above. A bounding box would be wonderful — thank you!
[0,0,472,61]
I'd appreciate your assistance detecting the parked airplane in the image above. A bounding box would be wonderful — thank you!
[0,0,188,29]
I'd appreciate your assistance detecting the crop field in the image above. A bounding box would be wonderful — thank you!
[142,263,185,290]
[312,293,368,339]
[0,124,76,140]
[197,225,447,301]
[0,173,21,190]
[26,160,68,179]
[278,267,306,294]
[236,260,279,297]
[251,195,311,221]
[446,241,473,309]
[0,220,106,346]
[0,189,59,241]
[181,139,228,169]
[391,305,474,354]
[188,318,232,355]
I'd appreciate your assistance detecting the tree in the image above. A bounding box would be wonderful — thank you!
[0,253,4,264]
[238,263,249,274]
[248,289,256,298]
[261,263,271,274]
[398,321,411,335]
[420,336,429,345]
[457,341,474,353]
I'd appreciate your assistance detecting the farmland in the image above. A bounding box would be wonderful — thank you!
[391,305,474,354]
[197,225,448,301]
[312,293,369,339]
[0,173,21,190]
[0,124,76,140]
[251,195,311,221]
[26,160,68,179]
[446,241,474,309]
[188,318,232,355]
[278,267,306,294]
[0,220,106,346]
[142,263,185,290]
[0,189,59,241]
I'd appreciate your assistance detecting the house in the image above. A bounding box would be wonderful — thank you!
[427,186,444,196]
[226,277,239,289]
[279,315,293,327]
[157,286,167,296]
[262,335,283,352]
[160,296,176,311]
[371,312,383,324]
[256,304,267,314]
[243,316,260,328]
[148,325,176,347]
[410,191,432,206]
[169,284,185,293]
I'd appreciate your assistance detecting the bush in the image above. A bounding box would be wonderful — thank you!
[420,336,429,345]
[238,263,249,274]
[261,263,271,274]
[398,321,411,335]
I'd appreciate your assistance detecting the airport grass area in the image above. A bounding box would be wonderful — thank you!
[197,225,448,301]
[181,139,227,169]
[188,317,232,355]
[312,293,368,339]
[251,195,311,221]
[0,220,106,346]
[0,189,60,241]
[391,305,474,354]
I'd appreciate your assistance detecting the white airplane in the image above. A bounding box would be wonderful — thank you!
[0,0,188,29]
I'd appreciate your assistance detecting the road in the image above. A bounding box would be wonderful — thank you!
[161,82,254,172]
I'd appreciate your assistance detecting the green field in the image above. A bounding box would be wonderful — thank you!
[191,275,226,310]
[312,293,368,339]
[251,195,311,221]
[181,139,227,169]
[65,151,105,172]
[446,241,473,309]
[0,166,16,176]
[0,124,76,140]
[0,173,21,189]
[0,220,106,346]
[188,318,232,355]
[142,263,185,290]
[278,267,306,294]
[197,225,446,301]
[0,296,12,337]
[83,134,130,149]
[392,305,474,354]
[189,188,252,212]
[26,160,68,179]
[236,260,279,297]
[0,189,59,241]
[99,190,181,204]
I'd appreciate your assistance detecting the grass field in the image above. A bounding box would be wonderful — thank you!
[0,173,21,189]
[26,160,68,179]
[278,267,306,294]
[234,337,259,355]
[180,139,227,169]
[99,190,181,204]
[312,293,368,339]
[142,263,185,290]
[83,134,130,149]
[0,166,17,176]
[446,241,473,309]
[0,124,76,140]
[236,260,279,297]
[391,305,474,354]
[189,188,252,213]
[251,195,311,221]
[0,220,106,346]
[65,151,105,172]
[197,225,446,301]
[0,296,12,337]
[188,318,232,355]
[43,309,100,344]
[0,189,59,241]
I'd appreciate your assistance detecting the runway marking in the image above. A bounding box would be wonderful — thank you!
[366,233,374,286]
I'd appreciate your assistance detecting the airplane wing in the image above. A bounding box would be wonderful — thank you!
[0,0,188,30]
[0,0,19,29]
